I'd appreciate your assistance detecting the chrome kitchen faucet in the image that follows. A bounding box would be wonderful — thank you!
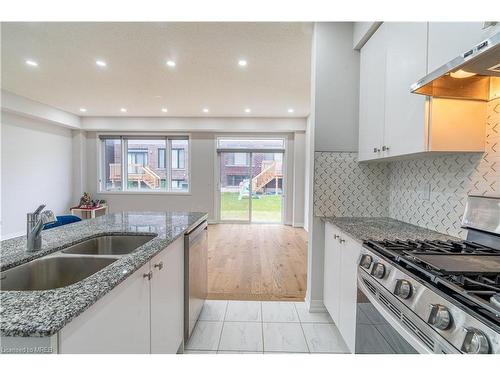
[26,204,56,252]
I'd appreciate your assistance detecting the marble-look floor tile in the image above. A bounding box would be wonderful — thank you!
[217,350,263,354]
[263,323,309,353]
[225,300,262,322]
[184,350,217,354]
[301,323,349,353]
[294,302,333,323]
[262,301,299,323]
[199,300,228,321]
[186,321,223,351]
[218,322,263,352]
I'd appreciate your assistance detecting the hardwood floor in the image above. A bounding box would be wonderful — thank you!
[207,224,308,301]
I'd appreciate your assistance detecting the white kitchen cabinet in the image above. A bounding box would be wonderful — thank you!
[358,23,386,161]
[323,223,342,323]
[337,236,362,353]
[150,237,184,354]
[382,22,428,158]
[59,262,151,354]
[358,22,486,161]
[323,222,363,353]
[58,237,185,354]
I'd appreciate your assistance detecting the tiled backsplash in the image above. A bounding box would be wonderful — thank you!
[314,99,499,238]
[313,152,390,217]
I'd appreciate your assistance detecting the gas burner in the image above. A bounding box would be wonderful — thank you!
[372,239,500,255]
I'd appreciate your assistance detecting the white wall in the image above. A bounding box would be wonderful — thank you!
[1,112,74,238]
[304,119,313,233]
[2,90,81,129]
[306,22,360,311]
[353,22,382,50]
[292,131,306,227]
[81,116,306,132]
[312,23,359,152]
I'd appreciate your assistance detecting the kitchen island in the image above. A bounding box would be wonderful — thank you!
[0,211,207,353]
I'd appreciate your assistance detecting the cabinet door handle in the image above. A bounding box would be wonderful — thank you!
[339,238,345,244]
[143,271,153,280]
[333,234,339,239]
[154,261,164,271]
[382,145,390,151]
[373,147,380,153]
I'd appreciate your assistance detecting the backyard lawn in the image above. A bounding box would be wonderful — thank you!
[220,192,282,222]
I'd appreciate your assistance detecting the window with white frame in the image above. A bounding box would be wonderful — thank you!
[100,136,189,192]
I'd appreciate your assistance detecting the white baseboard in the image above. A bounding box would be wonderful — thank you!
[305,298,327,313]
[292,222,304,228]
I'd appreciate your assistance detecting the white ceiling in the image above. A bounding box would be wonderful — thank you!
[1,22,312,117]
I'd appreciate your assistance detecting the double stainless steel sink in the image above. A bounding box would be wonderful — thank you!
[61,234,156,256]
[0,234,156,292]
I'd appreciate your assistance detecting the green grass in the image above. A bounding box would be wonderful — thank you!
[220,192,282,222]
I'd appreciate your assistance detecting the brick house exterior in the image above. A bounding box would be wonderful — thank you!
[104,139,188,189]
[220,152,283,193]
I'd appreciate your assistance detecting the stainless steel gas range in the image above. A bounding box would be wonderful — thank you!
[356,196,500,354]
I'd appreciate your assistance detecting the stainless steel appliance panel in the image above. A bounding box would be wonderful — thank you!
[356,278,418,354]
[184,220,208,342]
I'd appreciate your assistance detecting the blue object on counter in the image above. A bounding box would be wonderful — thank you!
[43,215,82,230]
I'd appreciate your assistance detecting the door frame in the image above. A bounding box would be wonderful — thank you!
[214,135,288,224]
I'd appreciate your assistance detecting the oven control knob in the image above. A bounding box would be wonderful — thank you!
[394,279,412,299]
[359,254,372,269]
[371,262,386,279]
[461,328,490,354]
[427,304,452,330]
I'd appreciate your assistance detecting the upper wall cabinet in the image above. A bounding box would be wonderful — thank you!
[358,24,386,161]
[358,22,487,162]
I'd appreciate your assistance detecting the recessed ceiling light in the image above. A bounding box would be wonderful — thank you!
[95,60,107,67]
[25,59,38,67]
[202,108,209,113]
[287,108,295,113]
[166,60,176,68]
[120,108,127,113]
[238,60,248,67]
[161,108,168,113]
[79,108,87,113]
[244,108,251,113]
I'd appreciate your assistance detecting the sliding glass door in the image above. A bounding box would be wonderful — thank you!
[250,152,283,223]
[219,152,251,222]
[218,147,284,224]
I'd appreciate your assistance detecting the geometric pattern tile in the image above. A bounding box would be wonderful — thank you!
[313,152,390,217]
[389,99,499,238]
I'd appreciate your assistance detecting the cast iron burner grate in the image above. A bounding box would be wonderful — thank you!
[371,239,499,255]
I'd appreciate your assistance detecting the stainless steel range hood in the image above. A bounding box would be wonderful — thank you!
[411,32,500,101]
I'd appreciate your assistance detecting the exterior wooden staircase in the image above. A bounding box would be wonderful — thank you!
[251,160,279,193]
[109,163,161,189]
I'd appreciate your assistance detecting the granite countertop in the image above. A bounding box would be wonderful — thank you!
[0,211,207,337]
[321,217,459,243]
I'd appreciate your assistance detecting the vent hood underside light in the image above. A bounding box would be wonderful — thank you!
[411,32,500,101]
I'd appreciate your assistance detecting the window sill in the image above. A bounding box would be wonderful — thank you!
[98,190,191,196]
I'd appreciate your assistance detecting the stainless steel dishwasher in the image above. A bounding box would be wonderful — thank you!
[184,220,208,342]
